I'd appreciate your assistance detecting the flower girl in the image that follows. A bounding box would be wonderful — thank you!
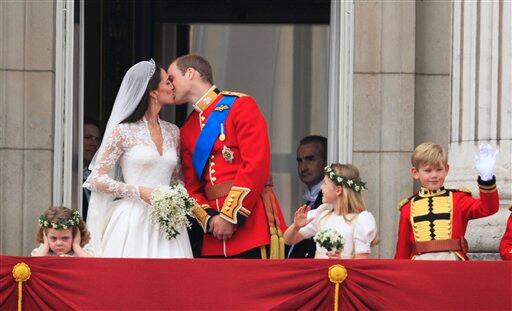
[284,164,377,259]
[32,206,93,257]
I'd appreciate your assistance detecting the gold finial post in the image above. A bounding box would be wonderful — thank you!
[328,264,348,311]
[12,262,31,311]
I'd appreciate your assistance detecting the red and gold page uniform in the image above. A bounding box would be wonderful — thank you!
[181,86,286,257]
[395,177,499,260]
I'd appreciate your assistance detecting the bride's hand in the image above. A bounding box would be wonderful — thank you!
[139,186,154,204]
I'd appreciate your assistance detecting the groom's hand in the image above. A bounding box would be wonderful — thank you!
[211,215,237,241]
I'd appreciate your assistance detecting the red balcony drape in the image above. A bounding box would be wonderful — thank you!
[1,255,510,310]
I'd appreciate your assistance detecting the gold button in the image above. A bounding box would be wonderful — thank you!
[200,116,206,121]
[228,198,234,203]
[225,207,230,211]
[211,177,217,182]
[210,155,215,160]
[210,162,215,166]
[210,169,216,174]
[230,194,236,198]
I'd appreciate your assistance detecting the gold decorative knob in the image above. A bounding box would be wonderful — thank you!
[12,262,31,282]
[328,264,347,284]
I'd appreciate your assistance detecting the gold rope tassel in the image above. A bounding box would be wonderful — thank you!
[328,264,347,311]
[269,227,279,259]
[261,184,285,259]
[277,228,285,259]
[12,262,31,311]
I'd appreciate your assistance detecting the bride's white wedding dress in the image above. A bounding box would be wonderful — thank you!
[84,117,193,258]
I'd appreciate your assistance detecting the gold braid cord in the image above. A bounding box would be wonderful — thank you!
[328,264,348,311]
[261,186,285,259]
[12,262,31,311]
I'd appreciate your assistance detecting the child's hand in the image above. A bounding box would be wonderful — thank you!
[326,250,341,259]
[73,227,81,248]
[293,204,314,229]
[42,230,50,252]
[42,230,49,246]
[474,144,499,181]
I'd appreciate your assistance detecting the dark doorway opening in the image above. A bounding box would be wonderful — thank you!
[83,0,329,126]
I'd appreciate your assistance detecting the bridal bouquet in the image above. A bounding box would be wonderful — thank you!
[150,183,196,240]
[314,228,344,255]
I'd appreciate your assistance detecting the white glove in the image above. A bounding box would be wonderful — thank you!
[474,144,498,181]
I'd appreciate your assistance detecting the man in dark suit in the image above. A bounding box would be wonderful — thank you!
[82,117,101,222]
[287,135,327,258]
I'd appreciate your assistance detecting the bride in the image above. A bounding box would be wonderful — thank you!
[84,59,193,258]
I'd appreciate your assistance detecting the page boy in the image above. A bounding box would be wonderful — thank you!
[395,142,499,260]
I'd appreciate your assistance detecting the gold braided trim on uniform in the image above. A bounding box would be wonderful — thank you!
[191,204,212,232]
[411,192,453,242]
[219,186,251,224]
[221,90,248,98]
[457,187,472,194]
[478,183,497,191]
[194,85,220,112]
[398,198,409,210]
[398,194,416,210]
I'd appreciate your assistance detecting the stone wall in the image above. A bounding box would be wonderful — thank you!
[446,0,511,259]
[0,0,55,256]
[352,1,416,258]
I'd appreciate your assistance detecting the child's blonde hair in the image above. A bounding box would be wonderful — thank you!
[411,142,448,169]
[327,164,367,222]
[36,206,90,247]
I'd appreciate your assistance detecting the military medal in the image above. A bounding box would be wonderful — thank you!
[219,123,226,141]
[222,145,234,163]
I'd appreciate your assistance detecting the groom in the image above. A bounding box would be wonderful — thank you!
[168,54,286,258]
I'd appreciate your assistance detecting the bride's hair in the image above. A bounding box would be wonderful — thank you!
[121,62,162,124]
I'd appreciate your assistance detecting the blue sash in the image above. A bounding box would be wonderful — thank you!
[192,95,236,180]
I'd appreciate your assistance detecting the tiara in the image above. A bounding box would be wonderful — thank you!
[38,209,81,230]
[324,165,367,192]
[148,58,156,81]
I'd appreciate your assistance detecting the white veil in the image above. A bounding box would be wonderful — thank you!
[85,59,156,256]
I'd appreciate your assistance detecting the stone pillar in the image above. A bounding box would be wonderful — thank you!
[0,0,55,255]
[351,1,416,258]
[447,0,511,259]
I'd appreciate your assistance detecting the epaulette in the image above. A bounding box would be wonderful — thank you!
[221,91,248,98]
[398,193,416,210]
[448,187,472,194]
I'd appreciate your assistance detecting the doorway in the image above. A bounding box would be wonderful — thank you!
[81,0,330,222]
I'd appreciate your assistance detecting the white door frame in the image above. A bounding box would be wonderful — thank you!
[327,0,354,164]
[53,0,82,209]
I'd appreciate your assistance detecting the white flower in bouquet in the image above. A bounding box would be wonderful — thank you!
[150,183,196,240]
[314,228,344,255]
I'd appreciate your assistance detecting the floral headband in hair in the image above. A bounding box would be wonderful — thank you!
[38,209,81,230]
[324,165,367,192]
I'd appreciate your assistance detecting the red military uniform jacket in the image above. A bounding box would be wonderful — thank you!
[395,177,499,260]
[181,86,286,257]
[499,207,512,261]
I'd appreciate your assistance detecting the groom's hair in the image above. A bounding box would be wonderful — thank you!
[174,54,214,85]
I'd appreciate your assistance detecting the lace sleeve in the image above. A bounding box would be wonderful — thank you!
[170,124,183,184]
[83,125,140,199]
